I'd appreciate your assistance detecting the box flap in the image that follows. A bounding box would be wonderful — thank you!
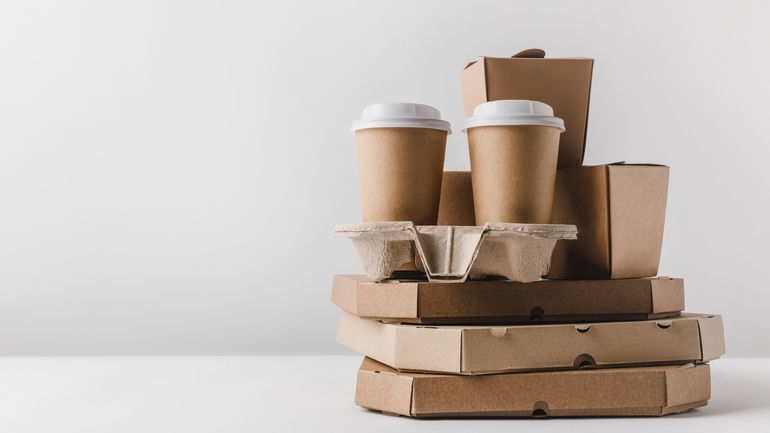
[664,363,711,408]
[696,314,726,360]
[355,358,414,416]
[336,311,398,368]
[460,59,487,114]
[606,162,668,167]
[607,165,670,278]
[650,278,685,313]
[511,48,546,58]
[337,311,462,373]
[331,275,419,319]
[330,275,360,315]
[396,325,463,373]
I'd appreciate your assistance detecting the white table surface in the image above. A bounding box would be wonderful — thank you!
[0,356,767,432]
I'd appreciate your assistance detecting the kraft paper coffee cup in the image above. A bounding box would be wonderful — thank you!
[353,103,451,225]
[464,100,565,224]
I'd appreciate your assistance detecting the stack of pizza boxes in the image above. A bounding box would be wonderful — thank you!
[332,50,725,418]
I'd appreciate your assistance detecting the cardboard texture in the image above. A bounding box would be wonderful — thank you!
[460,50,594,168]
[356,357,710,418]
[468,125,560,224]
[336,311,724,375]
[437,171,475,226]
[548,163,670,279]
[334,222,577,283]
[331,275,685,324]
[356,127,446,225]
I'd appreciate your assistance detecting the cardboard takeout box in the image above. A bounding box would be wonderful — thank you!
[547,163,670,279]
[460,49,594,168]
[436,171,475,226]
[356,357,710,418]
[331,275,685,324]
[336,311,724,375]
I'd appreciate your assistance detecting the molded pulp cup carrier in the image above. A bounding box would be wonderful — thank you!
[465,100,564,225]
[353,103,450,225]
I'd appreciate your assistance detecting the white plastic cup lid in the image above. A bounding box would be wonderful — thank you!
[352,103,452,134]
[463,100,565,132]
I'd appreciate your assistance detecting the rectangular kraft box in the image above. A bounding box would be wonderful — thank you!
[337,311,724,375]
[460,51,594,168]
[548,163,670,279]
[332,275,684,324]
[356,357,710,418]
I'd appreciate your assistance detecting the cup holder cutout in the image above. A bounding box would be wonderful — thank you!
[575,325,591,333]
[573,354,596,369]
[529,306,545,321]
[656,321,672,330]
[532,401,549,418]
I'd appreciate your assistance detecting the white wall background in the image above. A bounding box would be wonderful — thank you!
[0,0,768,356]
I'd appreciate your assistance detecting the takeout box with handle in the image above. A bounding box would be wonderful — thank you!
[460,49,594,168]
[333,222,577,283]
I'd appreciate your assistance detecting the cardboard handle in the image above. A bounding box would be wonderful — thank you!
[512,48,545,58]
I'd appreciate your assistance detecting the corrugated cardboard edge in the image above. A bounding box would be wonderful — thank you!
[355,358,414,416]
[664,363,711,409]
[336,311,398,368]
[337,311,462,373]
[331,275,419,319]
[330,275,360,315]
[697,314,726,361]
[581,59,595,164]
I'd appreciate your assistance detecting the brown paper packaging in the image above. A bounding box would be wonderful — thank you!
[331,275,685,324]
[436,171,475,226]
[460,50,594,168]
[356,357,710,418]
[547,163,669,279]
[336,311,724,375]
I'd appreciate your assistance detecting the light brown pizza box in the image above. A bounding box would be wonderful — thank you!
[331,274,685,324]
[337,311,724,375]
[355,357,710,418]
